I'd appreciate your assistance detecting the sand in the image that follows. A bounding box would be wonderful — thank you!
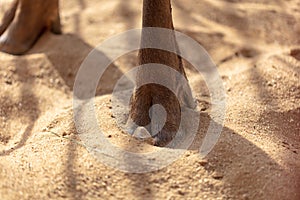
[0,0,299,199]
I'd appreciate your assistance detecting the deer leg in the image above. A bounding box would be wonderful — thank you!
[128,0,195,146]
[0,0,19,36]
[0,0,61,55]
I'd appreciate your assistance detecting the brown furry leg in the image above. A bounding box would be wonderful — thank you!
[128,0,194,147]
[0,0,61,55]
[0,0,19,36]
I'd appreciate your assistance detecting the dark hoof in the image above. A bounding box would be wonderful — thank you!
[153,130,176,147]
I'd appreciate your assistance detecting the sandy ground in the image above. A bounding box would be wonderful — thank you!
[0,0,300,199]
